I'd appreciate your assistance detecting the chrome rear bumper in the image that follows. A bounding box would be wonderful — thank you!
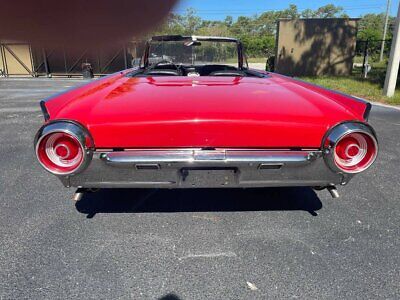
[58,149,353,188]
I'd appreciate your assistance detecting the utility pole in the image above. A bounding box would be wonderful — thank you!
[380,0,391,62]
[383,2,400,97]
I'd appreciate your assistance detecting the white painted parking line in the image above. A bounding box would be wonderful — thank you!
[0,107,41,113]
[0,89,67,92]
[0,78,90,82]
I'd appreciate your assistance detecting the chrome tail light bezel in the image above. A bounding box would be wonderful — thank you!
[322,122,378,174]
[34,121,94,176]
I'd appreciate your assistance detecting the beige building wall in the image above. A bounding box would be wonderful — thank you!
[275,18,358,76]
[0,42,34,76]
[0,47,4,75]
[0,42,134,77]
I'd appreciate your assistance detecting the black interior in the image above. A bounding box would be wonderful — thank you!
[130,64,266,78]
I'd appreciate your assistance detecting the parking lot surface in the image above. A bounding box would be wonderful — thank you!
[0,78,399,299]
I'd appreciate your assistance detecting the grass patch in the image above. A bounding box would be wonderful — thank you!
[247,57,267,63]
[225,57,267,64]
[301,59,400,106]
[300,75,400,106]
[226,57,266,63]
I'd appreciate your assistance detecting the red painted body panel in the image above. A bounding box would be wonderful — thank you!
[44,71,369,149]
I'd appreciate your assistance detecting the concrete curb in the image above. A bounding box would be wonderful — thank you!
[371,101,400,111]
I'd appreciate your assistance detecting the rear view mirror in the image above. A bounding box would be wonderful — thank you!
[184,41,202,47]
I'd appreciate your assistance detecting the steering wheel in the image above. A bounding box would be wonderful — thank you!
[152,60,179,70]
[145,59,180,76]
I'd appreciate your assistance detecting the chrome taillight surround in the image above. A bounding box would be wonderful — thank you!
[323,122,378,174]
[34,121,94,175]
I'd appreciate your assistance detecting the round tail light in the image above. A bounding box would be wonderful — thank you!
[324,123,378,174]
[333,132,377,173]
[37,132,84,174]
[35,122,93,175]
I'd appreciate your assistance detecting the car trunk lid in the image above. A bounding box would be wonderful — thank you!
[45,74,368,148]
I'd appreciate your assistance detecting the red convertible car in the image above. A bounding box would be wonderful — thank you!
[34,35,378,200]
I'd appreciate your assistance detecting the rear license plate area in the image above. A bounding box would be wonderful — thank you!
[180,168,237,187]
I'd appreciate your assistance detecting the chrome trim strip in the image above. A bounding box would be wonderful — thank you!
[34,121,94,175]
[102,150,195,164]
[322,122,378,174]
[102,150,316,167]
[194,149,225,160]
[225,150,313,164]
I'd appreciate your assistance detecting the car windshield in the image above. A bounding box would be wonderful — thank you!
[148,40,239,67]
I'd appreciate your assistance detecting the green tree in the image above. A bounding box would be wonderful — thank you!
[313,4,346,18]
[301,9,315,18]
[183,8,202,34]
[224,16,233,28]
[358,13,392,41]
[279,4,300,19]
[154,4,393,59]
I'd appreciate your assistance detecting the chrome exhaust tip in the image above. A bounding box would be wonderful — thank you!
[73,188,85,202]
[327,186,340,199]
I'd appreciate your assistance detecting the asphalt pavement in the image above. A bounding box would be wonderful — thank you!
[0,78,399,299]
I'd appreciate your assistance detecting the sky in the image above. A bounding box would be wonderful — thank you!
[174,0,400,20]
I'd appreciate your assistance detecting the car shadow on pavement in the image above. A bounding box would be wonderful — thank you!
[158,294,181,300]
[75,187,322,218]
